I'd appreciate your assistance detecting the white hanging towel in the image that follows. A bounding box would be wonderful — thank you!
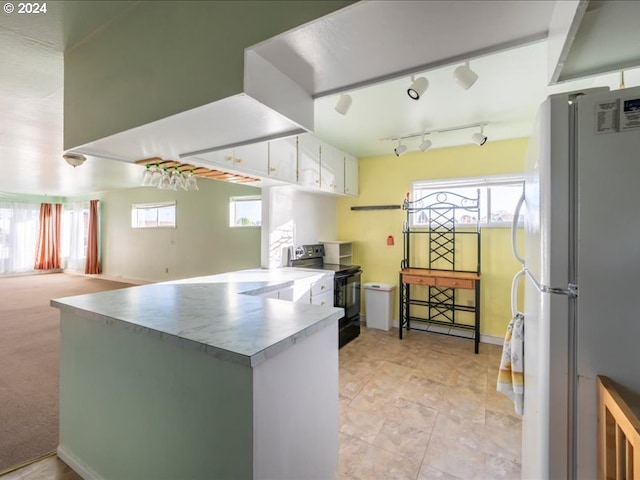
[497,313,524,415]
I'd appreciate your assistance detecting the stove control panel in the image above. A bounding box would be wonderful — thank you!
[293,244,325,260]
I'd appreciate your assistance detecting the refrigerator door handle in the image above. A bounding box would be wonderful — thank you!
[511,268,526,316]
[511,191,525,265]
[524,268,578,298]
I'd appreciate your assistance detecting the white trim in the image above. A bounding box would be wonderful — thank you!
[57,445,103,480]
[411,173,524,189]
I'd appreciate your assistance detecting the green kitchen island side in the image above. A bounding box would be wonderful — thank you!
[51,269,343,480]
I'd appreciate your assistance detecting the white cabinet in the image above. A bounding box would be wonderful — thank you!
[191,141,269,177]
[322,241,353,266]
[320,142,345,194]
[268,136,298,183]
[344,154,359,197]
[310,274,334,307]
[297,134,321,188]
[311,289,333,307]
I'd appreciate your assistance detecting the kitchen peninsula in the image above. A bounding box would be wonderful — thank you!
[51,268,343,480]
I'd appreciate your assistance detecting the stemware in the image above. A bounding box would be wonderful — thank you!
[158,168,171,190]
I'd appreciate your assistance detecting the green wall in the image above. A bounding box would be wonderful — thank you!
[337,138,528,339]
[97,177,262,283]
[64,0,355,149]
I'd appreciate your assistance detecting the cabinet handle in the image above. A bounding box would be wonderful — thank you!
[235,158,242,164]
[226,155,233,162]
[315,180,320,184]
[321,285,326,290]
[320,301,326,306]
[270,167,276,172]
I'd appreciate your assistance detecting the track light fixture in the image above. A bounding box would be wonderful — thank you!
[471,125,488,146]
[394,138,407,157]
[453,61,479,91]
[407,75,429,100]
[383,122,489,152]
[418,134,432,152]
[334,93,352,115]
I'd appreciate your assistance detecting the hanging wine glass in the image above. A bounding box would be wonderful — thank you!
[169,167,178,191]
[158,167,171,190]
[140,164,153,186]
[184,169,198,191]
[150,163,162,187]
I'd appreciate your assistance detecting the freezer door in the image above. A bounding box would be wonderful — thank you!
[574,86,640,479]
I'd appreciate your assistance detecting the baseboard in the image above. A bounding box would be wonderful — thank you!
[0,269,62,278]
[57,445,103,480]
[361,316,503,346]
[62,270,151,285]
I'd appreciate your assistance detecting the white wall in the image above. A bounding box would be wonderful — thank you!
[98,177,262,283]
[261,186,337,268]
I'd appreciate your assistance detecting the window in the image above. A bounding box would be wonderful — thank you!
[411,175,524,227]
[229,196,261,227]
[131,202,176,228]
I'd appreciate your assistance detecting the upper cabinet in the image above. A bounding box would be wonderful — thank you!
[297,134,322,188]
[183,132,358,197]
[344,154,358,197]
[319,142,345,194]
[190,141,269,177]
[268,136,298,183]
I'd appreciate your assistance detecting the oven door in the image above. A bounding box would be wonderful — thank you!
[334,270,361,319]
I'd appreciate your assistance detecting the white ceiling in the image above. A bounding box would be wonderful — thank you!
[1,0,639,198]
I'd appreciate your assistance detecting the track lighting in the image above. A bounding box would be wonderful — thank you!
[471,125,487,146]
[383,122,488,152]
[394,139,407,157]
[453,61,478,91]
[418,134,432,152]
[407,75,428,100]
[334,93,352,115]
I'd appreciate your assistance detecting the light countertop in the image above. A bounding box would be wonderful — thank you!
[51,268,342,367]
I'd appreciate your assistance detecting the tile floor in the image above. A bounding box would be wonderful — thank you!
[1,327,521,480]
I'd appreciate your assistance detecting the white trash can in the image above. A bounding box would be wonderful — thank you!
[363,282,396,331]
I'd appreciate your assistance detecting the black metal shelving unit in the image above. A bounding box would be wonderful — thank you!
[399,190,482,353]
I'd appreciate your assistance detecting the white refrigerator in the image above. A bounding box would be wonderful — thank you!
[512,86,640,479]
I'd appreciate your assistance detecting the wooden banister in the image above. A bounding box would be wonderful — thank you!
[598,375,640,480]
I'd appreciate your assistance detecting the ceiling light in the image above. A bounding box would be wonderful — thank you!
[407,75,428,100]
[471,125,487,146]
[418,134,432,152]
[334,93,352,115]
[394,139,407,157]
[453,61,478,91]
[63,152,86,168]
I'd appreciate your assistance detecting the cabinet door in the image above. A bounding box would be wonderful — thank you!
[344,154,359,197]
[191,148,235,170]
[320,142,345,194]
[268,137,298,183]
[233,142,269,176]
[297,134,321,188]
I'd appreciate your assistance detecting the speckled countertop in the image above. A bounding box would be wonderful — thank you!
[51,268,343,368]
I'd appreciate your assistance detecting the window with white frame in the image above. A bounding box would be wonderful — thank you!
[229,196,261,227]
[131,202,176,228]
[411,175,524,227]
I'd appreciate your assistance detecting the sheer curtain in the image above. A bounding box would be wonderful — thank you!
[34,203,62,270]
[0,202,39,274]
[61,202,88,272]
